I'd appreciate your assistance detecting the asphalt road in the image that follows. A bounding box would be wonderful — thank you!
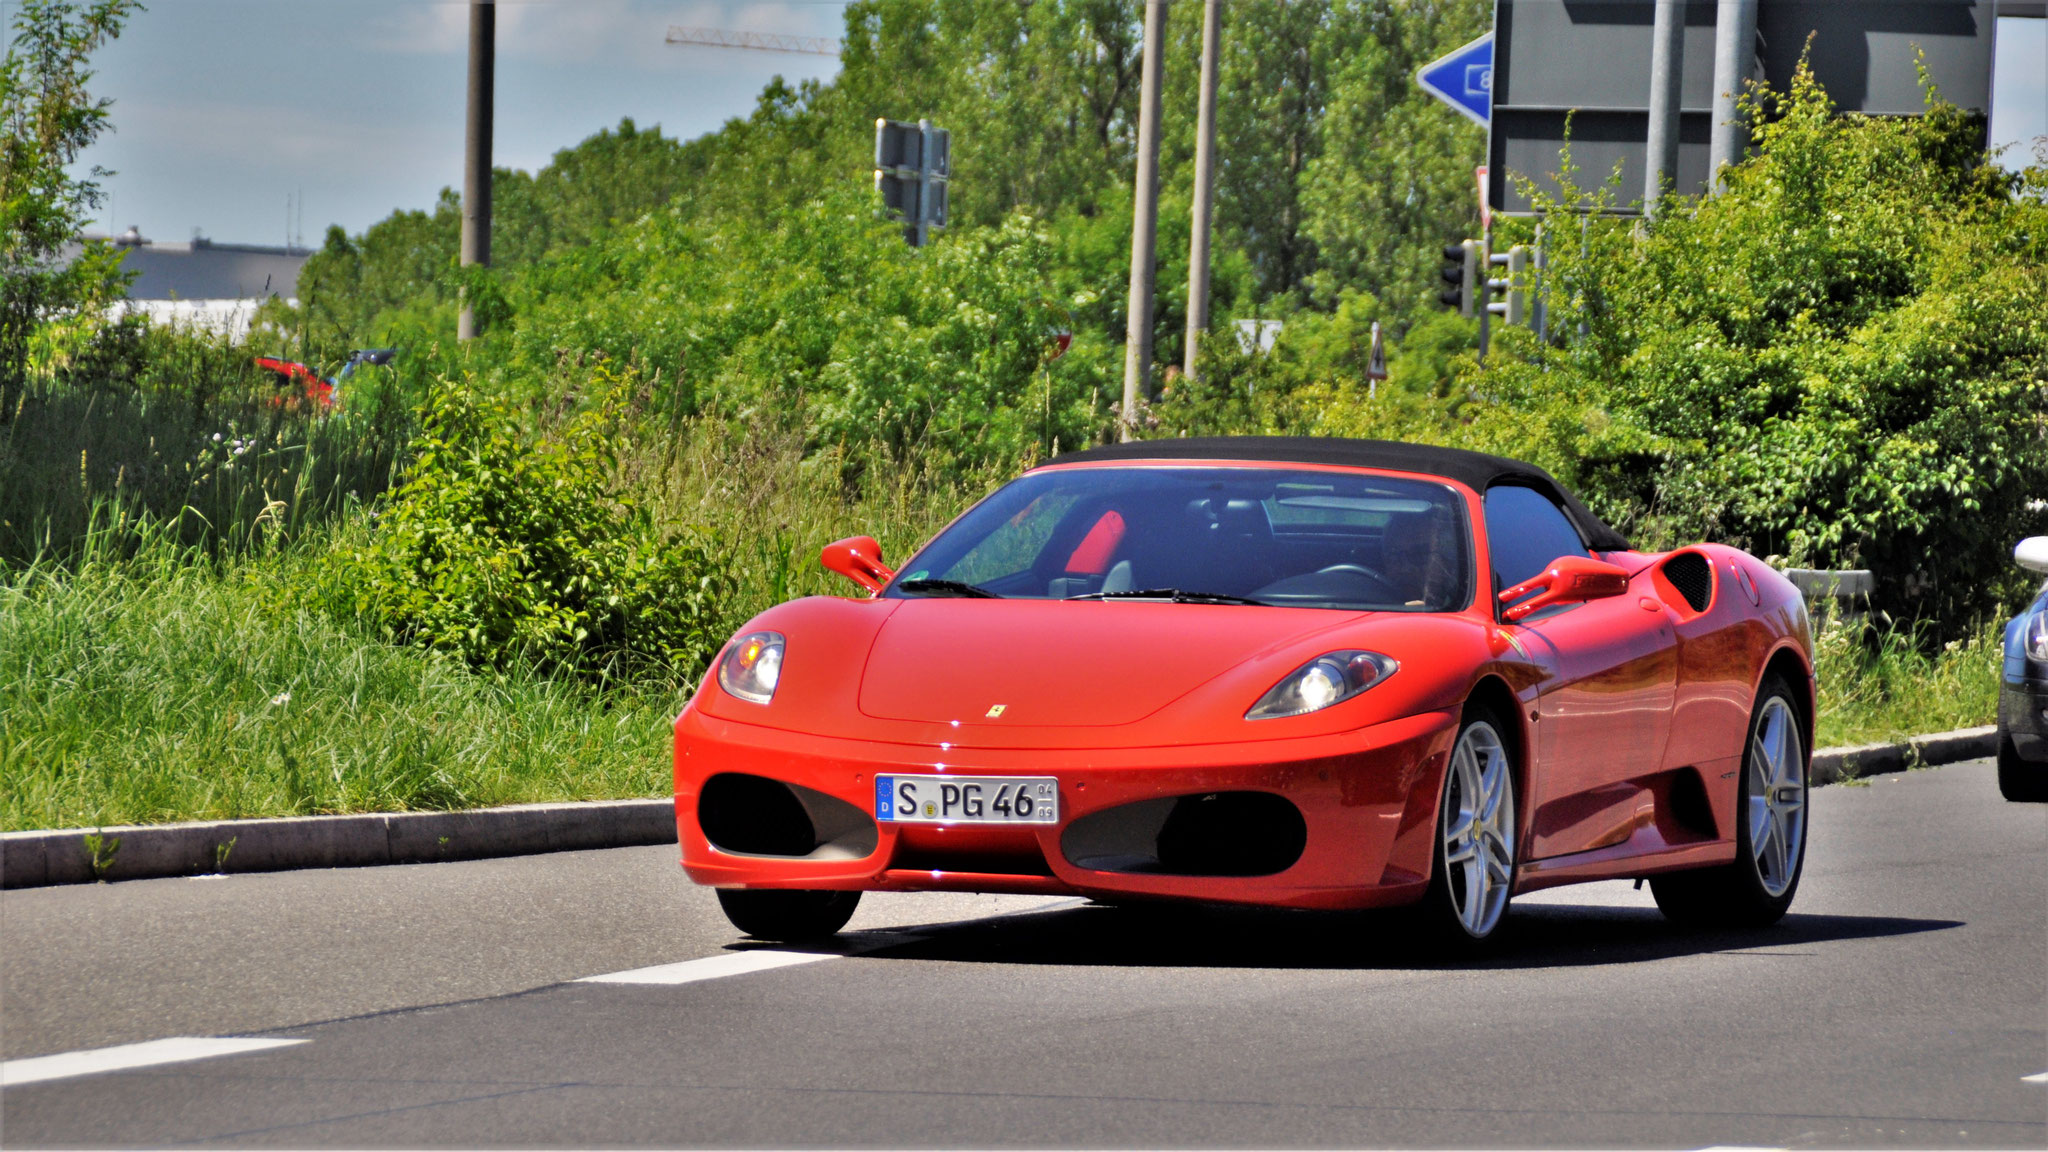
[3,759,2043,1148]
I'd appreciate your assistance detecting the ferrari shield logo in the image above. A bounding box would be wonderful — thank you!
[985,704,1007,718]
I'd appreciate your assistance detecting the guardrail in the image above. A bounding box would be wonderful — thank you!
[1780,567,1873,622]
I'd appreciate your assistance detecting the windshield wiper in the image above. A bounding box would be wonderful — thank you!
[1067,587,1266,606]
[896,578,1003,599]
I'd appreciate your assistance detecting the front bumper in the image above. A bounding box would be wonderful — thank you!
[673,706,1459,911]
[2000,677,2048,762]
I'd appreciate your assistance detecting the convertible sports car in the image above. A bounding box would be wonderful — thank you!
[674,438,1815,946]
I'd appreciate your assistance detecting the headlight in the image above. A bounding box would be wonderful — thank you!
[717,631,785,704]
[1247,650,1398,720]
[2028,612,2048,663]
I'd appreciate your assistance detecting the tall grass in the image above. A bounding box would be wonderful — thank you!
[1811,614,2003,749]
[0,520,676,832]
[640,412,1033,613]
[0,322,411,564]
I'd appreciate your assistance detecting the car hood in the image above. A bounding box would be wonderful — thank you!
[856,599,1353,727]
[694,594,1497,750]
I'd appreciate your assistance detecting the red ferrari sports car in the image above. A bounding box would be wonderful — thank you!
[674,438,1814,946]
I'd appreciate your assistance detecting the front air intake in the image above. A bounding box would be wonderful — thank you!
[698,773,878,860]
[1061,791,1307,877]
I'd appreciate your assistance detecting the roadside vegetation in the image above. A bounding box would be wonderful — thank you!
[2,0,2041,830]
[0,527,676,831]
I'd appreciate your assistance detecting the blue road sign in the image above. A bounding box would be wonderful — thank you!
[1416,33,1492,127]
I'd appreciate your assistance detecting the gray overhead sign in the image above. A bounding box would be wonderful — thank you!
[1487,0,1998,215]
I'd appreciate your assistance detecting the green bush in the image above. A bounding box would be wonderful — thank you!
[1317,64,2048,632]
[342,372,740,683]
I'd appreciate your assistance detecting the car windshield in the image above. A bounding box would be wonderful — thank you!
[886,466,1472,611]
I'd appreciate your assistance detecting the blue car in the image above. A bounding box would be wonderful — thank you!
[1998,537,2048,802]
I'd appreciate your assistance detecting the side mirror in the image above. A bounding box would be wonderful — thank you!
[820,536,896,594]
[1499,554,1632,622]
[2017,537,2048,576]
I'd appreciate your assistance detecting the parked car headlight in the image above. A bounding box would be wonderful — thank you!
[2028,612,2048,664]
[717,631,785,704]
[1247,651,1398,720]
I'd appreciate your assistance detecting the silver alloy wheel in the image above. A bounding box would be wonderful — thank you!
[1442,720,1516,937]
[1747,696,1806,898]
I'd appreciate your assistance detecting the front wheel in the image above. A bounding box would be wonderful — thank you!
[1418,708,1519,946]
[1651,676,1807,927]
[1997,729,2048,802]
[716,888,861,942]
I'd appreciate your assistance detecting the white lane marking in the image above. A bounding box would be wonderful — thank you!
[1691,1146,1788,1151]
[579,895,1081,987]
[578,931,924,986]
[2,1037,306,1088]
[578,948,841,986]
[2024,1071,2048,1084]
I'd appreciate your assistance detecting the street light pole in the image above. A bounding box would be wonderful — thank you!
[1643,0,1683,218]
[1120,0,1167,442]
[1708,0,1759,188]
[459,0,494,342]
[1183,0,1221,383]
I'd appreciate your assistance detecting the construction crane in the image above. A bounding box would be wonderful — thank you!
[664,26,841,57]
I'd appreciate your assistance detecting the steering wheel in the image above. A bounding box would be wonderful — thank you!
[1313,563,1402,599]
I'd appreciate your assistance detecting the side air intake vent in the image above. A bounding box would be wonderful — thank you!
[1662,552,1713,613]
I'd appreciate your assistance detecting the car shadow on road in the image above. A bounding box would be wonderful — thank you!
[834,900,1962,971]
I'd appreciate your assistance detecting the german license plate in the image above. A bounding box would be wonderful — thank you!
[875,775,1058,825]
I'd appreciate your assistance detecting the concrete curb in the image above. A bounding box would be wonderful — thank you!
[1,798,675,890]
[1808,725,1997,787]
[0,725,2001,890]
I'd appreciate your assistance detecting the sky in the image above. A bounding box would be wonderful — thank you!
[20,2,2048,249]
[48,0,850,248]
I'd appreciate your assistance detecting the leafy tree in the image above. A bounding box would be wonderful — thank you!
[496,117,695,265]
[1299,0,1490,331]
[502,183,1100,474]
[0,0,137,421]
[1210,0,1362,299]
[1429,66,2048,630]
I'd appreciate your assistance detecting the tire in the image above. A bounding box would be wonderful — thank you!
[1417,705,1519,947]
[1651,676,1807,928]
[1997,730,2048,803]
[715,888,861,942]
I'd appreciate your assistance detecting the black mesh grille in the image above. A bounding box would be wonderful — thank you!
[1663,552,1713,612]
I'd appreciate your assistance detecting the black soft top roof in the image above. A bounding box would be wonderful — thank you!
[1045,435,1630,552]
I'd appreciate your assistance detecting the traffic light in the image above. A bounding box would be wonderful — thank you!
[1484,245,1529,326]
[1438,240,1477,317]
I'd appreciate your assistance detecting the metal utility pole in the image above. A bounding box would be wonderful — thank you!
[1121,0,1167,442]
[458,0,494,342]
[1183,0,1221,383]
[1642,0,1684,217]
[1708,0,1759,188]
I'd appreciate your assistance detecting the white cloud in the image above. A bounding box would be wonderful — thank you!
[113,95,454,174]
[369,0,843,66]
